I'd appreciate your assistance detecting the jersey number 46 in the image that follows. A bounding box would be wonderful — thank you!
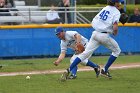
[99,10,110,21]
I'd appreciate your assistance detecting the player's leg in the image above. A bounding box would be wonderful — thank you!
[69,33,100,73]
[61,54,78,81]
[81,58,100,78]
[69,54,78,79]
[69,66,77,79]
[101,36,121,78]
[86,60,100,78]
[104,37,121,71]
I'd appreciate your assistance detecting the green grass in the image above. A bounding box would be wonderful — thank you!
[0,68,140,93]
[0,55,139,72]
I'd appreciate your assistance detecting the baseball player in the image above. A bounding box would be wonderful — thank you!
[54,26,100,79]
[61,0,123,81]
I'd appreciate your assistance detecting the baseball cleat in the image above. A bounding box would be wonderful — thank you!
[100,69,112,79]
[68,74,77,79]
[60,69,70,82]
[94,65,100,78]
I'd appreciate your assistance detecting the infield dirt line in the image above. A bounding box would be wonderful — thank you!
[0,63,140,77]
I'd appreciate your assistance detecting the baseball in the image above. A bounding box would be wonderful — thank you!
[26,76,30,80]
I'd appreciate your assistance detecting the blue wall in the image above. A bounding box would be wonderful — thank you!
[0,26,139,57]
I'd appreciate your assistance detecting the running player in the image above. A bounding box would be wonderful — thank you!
[61,0,123,81]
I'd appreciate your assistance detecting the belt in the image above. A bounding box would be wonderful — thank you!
[101,32,108,33]
[84,43,87,46]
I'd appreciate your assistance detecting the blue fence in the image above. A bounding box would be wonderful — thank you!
[0,26,139,57]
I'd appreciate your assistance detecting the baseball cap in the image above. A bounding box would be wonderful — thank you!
[112,0,124,3]
[55,26,64,35]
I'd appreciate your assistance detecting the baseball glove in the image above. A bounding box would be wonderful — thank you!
[75,43,85,54]
[119,13,128,24]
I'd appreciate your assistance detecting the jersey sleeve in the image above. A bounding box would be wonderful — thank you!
[60,41,67,52]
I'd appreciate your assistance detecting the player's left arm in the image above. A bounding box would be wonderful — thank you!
[113,12,121,36]
[113,22,118,36]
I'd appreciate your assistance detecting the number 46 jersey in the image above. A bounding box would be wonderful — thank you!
[92,6,121,33]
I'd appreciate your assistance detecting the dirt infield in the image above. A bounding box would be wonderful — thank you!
[0,63,140,77]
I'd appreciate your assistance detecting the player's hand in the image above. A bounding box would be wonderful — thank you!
[113,31,117,36]
[75,43,85,53]
[113,32,116,36]
[53,61,59,66]
[75,42,81,51]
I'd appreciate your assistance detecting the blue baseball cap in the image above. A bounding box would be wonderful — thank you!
[112,0,124,3]
[55,26,64,35]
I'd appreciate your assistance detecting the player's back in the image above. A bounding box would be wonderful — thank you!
[92,5,120,33]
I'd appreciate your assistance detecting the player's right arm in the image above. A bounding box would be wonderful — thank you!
[74,33,82,44]
[54,51,66,66]
[54,41,67,66]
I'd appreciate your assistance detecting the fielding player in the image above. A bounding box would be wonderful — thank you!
[54,26,100,79]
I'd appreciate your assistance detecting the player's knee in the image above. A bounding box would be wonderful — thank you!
[117,48,121,55]
[112,48,121,57]
[70,58,74,64]
[80,62,87,66]
[70,55,77,64]
[80,59,88,66]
